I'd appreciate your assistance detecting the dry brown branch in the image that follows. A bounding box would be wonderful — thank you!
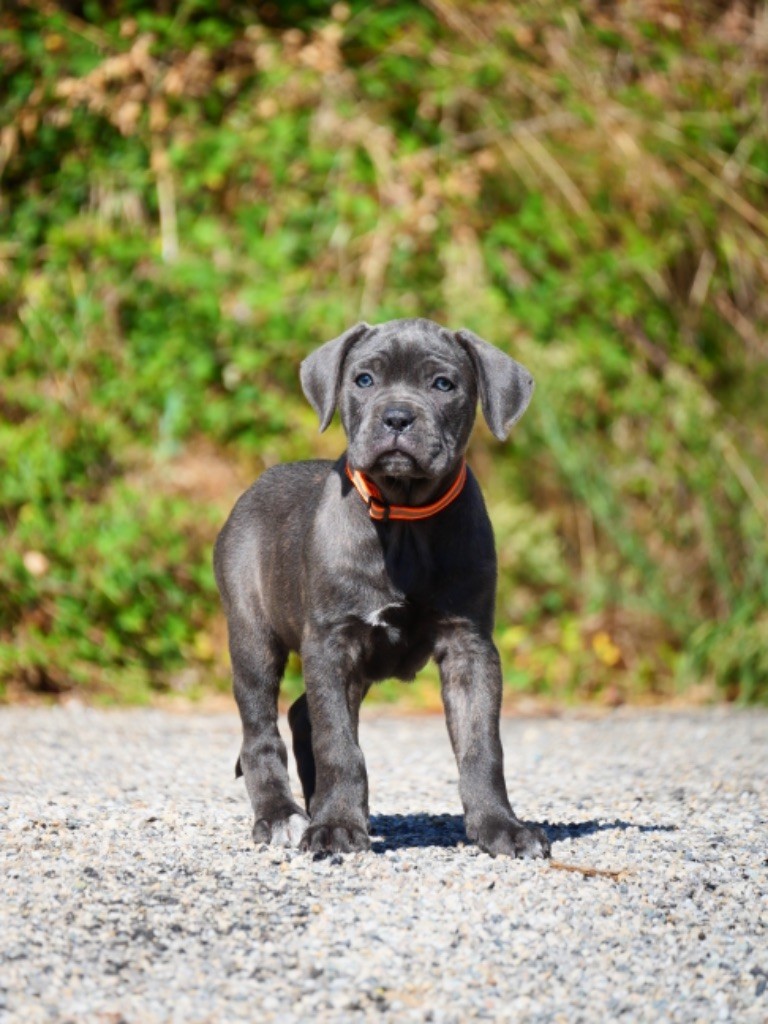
[689,250,716,308]
[549,860,632,881]
[653,124,768,237]
[619,317,670,371]
[421,0,490,46]
[422,112,582,158]
[712,429,768,526]
[151,149,178,264]
[715,293,768,359]
[359,221,395,320]
[515,126,598,227]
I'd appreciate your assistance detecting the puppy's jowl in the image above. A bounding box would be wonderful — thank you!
[214,318,550,858]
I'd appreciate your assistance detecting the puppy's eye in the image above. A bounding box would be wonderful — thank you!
[432,376,455,392]
[355,373,374,388]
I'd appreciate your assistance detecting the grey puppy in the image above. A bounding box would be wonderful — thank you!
[214,318,550,859]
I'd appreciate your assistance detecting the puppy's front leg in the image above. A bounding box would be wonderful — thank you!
[299,629,371,854]
[436,628,550,859]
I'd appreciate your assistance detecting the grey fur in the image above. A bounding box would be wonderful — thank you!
[214,317,549,858]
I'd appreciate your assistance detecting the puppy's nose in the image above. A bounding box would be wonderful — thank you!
[382,406,416,434]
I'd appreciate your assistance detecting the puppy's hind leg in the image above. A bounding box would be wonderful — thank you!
[287,693,315,811]
[229,616,308,847]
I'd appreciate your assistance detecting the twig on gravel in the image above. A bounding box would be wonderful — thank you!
[548,860,632,881]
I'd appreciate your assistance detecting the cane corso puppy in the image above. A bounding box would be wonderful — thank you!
[214,318,550,858]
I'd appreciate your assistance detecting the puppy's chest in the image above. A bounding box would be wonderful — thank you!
[377,523,440,598]
[354,600,435,682]
[343,525,450,680]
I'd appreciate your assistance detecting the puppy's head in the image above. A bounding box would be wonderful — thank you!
[300,318,534,489]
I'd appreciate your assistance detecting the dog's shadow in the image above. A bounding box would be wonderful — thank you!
[368,813,677,853]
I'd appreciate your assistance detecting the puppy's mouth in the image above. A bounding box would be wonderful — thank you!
[351,431,448,482]
[371,449,422,477]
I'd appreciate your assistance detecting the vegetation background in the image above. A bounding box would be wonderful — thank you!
[2,0,767,707]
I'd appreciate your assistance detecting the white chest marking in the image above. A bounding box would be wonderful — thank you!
[363,604,404,628]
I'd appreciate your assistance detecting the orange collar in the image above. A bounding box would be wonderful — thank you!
[345,459,467,522]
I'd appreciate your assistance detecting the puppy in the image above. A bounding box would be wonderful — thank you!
[214,318,550,858]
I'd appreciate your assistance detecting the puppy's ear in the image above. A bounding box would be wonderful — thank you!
[300,322,371,431]
[454,328,535,440]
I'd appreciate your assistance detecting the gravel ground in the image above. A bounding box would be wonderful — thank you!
[1,705,767,1023]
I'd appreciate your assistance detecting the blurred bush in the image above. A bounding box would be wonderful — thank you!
[1,0,767,703]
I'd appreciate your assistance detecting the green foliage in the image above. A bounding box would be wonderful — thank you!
[2,1,767,703]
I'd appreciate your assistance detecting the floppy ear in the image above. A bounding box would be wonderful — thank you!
[300,322,371,431]
[454,328,535,440]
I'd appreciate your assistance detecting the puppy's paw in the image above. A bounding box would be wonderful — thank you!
[252,807,309,848]
[473,816,551,860]
[299,821,371,855]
